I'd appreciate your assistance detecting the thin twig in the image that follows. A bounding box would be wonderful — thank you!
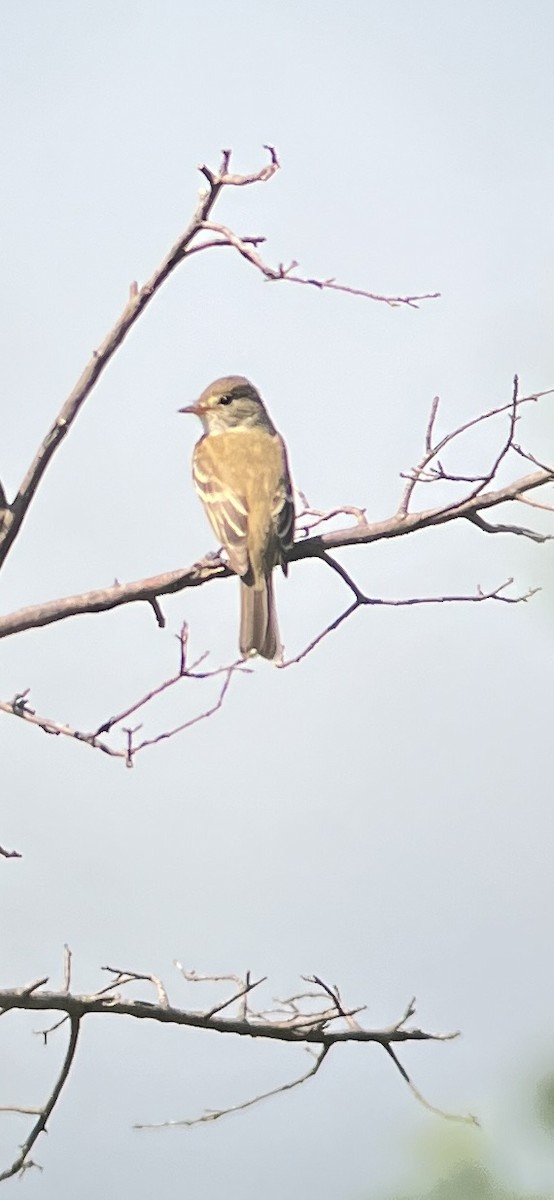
[466,513,551,543]
[62,946,72,993]
[382,1043,479,1127]
[132,667,236,753]
[398,383,553,515]
[199,220,439,308]
[205,977,267,1021]
[280,577,536,668]
[0,646,243,766]
[102,967,169,1009]
[134,1045,331,1131]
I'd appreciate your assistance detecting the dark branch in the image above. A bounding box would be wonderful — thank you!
[0,983,457,1046]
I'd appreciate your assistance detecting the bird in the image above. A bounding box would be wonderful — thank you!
[179,375,294,661]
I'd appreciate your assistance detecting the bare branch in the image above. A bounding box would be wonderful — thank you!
[199,220,439,308]
[147,597,166,628]
[0,639,245,766]
[0,964,467,1174]
[0,557,229,640]
[0,693,130,761]
[175,965,245,986]
[280,602,360,667]
[134,1045,331,1131]
[93,623,245,736]
[303,975,359,1029]
[295,502,368,538]
[466,512,550,543]
[425,395,441,451]
[205,977,268,1021]
[0,1106,42,1116]
[0,463,549,650]
[101,967,169,1009]
[0,844,22,860]
[319,552,367,601]
[0,978,458,1047]
[513,443,554,473]
[382,1043,479,1127]
[0,978,49,1020]
[280,577,536,668]
[0,1015,80,1183]
[62,946,72,994]
[474,373,520,497]
[131,665,237,755]
[516,492,554,514]
[198,145,280,187]
[398,383,554,514]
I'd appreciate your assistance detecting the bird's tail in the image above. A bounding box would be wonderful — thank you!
[239,574,281,662]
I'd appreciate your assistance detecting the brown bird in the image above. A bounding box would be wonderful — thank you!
[180,376,294,661]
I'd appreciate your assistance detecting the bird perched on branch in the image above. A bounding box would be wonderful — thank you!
[180,375,294,661]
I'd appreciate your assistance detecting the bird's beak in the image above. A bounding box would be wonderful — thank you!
[178,403,200,415]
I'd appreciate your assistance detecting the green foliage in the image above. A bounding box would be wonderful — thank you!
[535,1073,554,1136]
[393,1161,545,1199]
[378,1075,554,1200]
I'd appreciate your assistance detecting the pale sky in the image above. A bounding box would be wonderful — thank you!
[1,2,553,1197]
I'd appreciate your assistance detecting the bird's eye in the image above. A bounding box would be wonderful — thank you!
[219,393,233,406]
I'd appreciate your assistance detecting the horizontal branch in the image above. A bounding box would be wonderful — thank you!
[0,557,229,639]
[0,961,476,1179]
[0,985,452,1045]
[0,467,549,643]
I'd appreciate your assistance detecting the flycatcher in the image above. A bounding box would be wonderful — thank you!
[180,376,294,661]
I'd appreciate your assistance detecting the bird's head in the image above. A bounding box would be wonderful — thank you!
[179,376,275,435]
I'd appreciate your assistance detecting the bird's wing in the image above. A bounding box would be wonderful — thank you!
[271,437,295,574]
[192,440,250,578]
